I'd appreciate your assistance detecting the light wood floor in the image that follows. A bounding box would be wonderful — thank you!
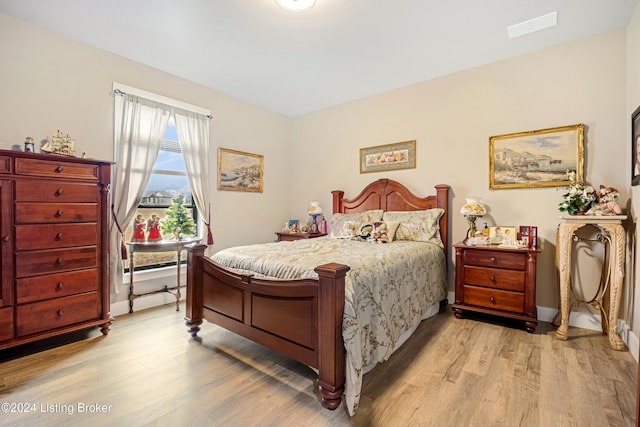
[0,304,636,427]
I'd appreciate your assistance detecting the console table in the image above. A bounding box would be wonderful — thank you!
[127,238,200,313]
[553,215,626,350]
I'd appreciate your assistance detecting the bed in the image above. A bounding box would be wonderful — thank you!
[184,179,449,414]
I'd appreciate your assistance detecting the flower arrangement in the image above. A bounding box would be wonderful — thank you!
[558,170,597,215]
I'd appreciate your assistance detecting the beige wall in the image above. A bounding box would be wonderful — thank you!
[291,30,628,325]
[0,13,292,254]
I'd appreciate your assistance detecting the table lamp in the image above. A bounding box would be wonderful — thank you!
[307,202,323,234]
[460,197,487,239]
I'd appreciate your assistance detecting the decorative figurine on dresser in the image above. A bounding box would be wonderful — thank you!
[452,241,539,332]
[0,148,112,350]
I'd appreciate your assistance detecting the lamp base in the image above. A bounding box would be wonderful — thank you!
[466,215,479,239]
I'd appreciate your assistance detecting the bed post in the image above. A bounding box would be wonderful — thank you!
[314,262,350,410]
[435,184,449,259]
[185,243,207,337]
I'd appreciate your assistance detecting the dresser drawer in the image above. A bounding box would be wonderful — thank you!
[15,223,98,250]
[463,249,526,270]
[463,285,524,313]
[15,202,98,224]
[0,156,11,174]
[463,265,525,292]
[0,307,13,342]
[15,180,98,202]
[16,246,97,277]
[15,158,99,181]
[16,269,98,304]
[16,292,100,337]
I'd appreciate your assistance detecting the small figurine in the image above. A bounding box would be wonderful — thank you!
[146,214,162,242]
[131,214,146,242]
[24,137,35,153]
[586,185,622,216]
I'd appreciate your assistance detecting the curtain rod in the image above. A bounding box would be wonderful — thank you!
[110,89,213,119]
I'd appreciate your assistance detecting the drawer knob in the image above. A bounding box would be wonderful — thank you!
[489,275,496,282]
[56,258,64,265]
[55,188,64,196]
[1,235,8,243]
[56,232,63,240]
[56,282,64,289]
[490,296,496,304]
[57,310,64,316]
[56,210,64,217]
[55,166,64,173]
[490,256,496,263]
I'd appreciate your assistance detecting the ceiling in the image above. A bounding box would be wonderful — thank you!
[0,0,637,117]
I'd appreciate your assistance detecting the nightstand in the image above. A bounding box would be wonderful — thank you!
[275,232,327,242]
[452,242,539,332]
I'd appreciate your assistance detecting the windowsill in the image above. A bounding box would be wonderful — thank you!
[124,264,180,283]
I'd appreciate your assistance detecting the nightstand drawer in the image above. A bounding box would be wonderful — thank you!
[463,249,526,270]
[463,285,524,313]
[463,265,525,292]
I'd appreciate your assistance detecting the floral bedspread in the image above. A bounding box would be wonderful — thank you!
[210,237,447,415]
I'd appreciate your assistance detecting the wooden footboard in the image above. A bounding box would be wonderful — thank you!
[184,243,350,410]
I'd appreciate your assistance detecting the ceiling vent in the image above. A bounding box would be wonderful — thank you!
[507,11,558,39]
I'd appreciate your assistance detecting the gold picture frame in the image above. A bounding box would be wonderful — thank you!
[489,124,584,190]
[360,140,416,173]
[217,147,264,193]
[489,226,517,244]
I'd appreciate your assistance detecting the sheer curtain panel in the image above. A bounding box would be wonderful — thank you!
[175,110,214,246]
[109,95,170,294]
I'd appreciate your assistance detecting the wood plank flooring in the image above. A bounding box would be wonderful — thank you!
[0,304,636,427]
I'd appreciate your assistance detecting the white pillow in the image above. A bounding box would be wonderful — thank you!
[382,209,444,247]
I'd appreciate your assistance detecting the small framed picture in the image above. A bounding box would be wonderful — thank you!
[489,226,517,244]
[287,219,299,233]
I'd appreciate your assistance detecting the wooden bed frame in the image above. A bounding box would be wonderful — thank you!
[184,179,449,410]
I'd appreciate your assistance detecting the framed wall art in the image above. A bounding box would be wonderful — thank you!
[360,140,416,173]
[632,105,640,186]
[489,124,584,190]
[217,147,264,193]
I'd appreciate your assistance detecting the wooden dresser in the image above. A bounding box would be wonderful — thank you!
[452,242,539,332]
[0,149,112,350]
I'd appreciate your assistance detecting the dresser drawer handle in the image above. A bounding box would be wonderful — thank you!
[56,232,63,240]
[56,258,64,265]
[56,282,64,289]
[55,166,64,173]
[1,235,8,243]
[489,296,496,304]
[489,275,496,282]
[489,257,496,263]
[55,188,64,196]
[55,210,64,217]
[57,310,64,317]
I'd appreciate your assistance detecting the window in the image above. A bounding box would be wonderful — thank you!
[124,118,198,271]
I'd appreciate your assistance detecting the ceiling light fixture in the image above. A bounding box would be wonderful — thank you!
[507,11,558,39]
[275,0,316,13]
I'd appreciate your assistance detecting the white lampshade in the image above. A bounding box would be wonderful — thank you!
[307,202,323,215]
[275,0,316,12]
[460,197,487,216]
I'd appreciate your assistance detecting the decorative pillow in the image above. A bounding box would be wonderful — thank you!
[328,210,383,238]
[355,223,375,241]
[382,209,444,247]
[371,220,400,243]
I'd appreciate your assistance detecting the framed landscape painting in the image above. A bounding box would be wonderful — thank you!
[217,147,264,193]
[489,124,584,190]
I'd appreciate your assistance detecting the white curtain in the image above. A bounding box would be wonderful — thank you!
[109,94,170,294]
[175,110,214,246]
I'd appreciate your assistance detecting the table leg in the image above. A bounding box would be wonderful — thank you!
[175,250,182,311]
[555,223,582,341]
[599,223,626,351]
[129,250,135,314]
